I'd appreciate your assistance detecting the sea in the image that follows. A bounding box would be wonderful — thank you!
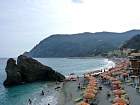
[0,58,115,105]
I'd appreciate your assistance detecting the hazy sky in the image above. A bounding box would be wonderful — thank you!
[1,0,140,57]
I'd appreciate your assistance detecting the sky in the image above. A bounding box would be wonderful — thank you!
[0,0,140,57]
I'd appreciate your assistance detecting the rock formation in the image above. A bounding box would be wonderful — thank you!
[4,55,65,87]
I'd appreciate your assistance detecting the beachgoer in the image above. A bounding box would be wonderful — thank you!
[99,85,102,90]
[85,99,89,103]
[77,76,79,80]
[41,90,45,95]
[136,87,139,93]
[106,91,111,98]
[70,93,72,100]
[28,99,32,104]
[78,83,80,89]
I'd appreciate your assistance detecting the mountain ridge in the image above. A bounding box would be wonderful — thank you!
[25,30,140,57]
[121,34,140,50]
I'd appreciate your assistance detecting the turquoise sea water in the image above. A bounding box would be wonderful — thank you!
[0,58,115,105]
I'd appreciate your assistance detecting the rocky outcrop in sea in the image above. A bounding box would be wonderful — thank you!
[4,55,65,87]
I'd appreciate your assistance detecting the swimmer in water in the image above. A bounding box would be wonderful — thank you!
[28,98,32,104]
[41,90,45,95]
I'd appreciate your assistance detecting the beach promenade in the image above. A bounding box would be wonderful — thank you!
[124,84,140,105]
[97,84,112,105]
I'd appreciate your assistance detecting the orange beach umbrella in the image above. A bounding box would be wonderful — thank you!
[112,81,121,85]
[84,93,95,99]
[112,103,126,105]
[110,77,118,81]
[113,89,124,95]
[78,101,90,105]
[122,73,128,76]
[113,97,127,104]
[85,89,97,94]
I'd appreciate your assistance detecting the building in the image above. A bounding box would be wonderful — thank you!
[129,53,140,84]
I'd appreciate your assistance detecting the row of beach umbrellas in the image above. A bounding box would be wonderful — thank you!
[77,76,98,105]
[100,61,129,105]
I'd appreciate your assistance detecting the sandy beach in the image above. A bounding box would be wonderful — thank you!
[57,78,84,105]
[56,59,116,105]
[56,58,140,105]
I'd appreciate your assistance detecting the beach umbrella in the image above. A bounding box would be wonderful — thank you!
[88,83,97,87]
[89,82,97,85]
[87,86,97,91]
[122,73,128,77]
[87,83,95,86]
[89,79,97,81]
[112,84,121,90]
[84,93,95,99]
[87,86,96,90]
[85,89,93,93]
[113,97,127,104]
[112,102,126,105]
[113,90,124,95]
[112,103,118,105]
[78,101,90,105]
[113,90,122,95]
[105,75,111,80]
[89,80,97,83]
[85,89,97,94]
[112,103,121,105]
[112,81,121,85]
[110,77,118,81]
[121,94,128,99]
[85,75,90,80]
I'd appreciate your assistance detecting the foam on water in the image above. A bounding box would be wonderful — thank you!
[39,95,57,105]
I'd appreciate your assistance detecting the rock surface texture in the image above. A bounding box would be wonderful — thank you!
[4,55,65,87]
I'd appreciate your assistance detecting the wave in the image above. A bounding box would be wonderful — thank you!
[65,59,115,76]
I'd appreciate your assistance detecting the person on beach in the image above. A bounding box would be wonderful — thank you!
[28,98,32,105]
[41,90,45,95]
[77,76,79,81]
[70,93,73,100]
[99,85,102,90]
[78,83,81,89]
[106,91,111,99]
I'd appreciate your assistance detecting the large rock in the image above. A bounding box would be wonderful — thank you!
[4,58,22,86]
[4,55,65,87]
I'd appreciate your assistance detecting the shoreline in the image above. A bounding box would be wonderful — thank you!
[56,58,116,105]
[0,57,116,105]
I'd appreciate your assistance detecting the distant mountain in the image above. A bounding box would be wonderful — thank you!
[121,34,140,50]
[25,30,140,57]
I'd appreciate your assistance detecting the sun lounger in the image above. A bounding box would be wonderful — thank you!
[127,82,133,86]
[74,97,83,102]
[125,80,132,83]
[81,86,86,89]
